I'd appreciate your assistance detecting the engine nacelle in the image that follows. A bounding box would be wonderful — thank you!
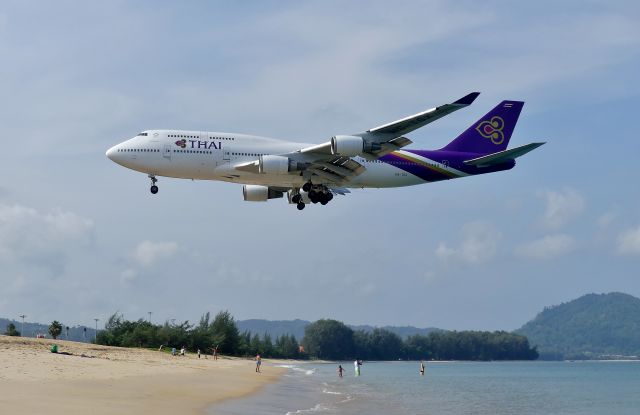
[242,185,284,202]
[331,135,365,156]
[259,155,302,174]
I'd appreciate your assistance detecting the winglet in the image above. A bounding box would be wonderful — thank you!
[453,92,481,106]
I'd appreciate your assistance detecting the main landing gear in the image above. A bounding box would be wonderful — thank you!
[149,175,158,194]
[293,182,334,211]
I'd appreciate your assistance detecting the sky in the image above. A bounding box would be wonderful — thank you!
[1,1,639,331]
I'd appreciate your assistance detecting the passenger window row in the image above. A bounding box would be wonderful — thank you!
[117,148,214,155]
[167,134,235,141]
[232,152,265,156]
[169,134,200,139]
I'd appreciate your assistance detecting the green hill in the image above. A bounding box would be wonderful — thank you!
[516,292,640,360]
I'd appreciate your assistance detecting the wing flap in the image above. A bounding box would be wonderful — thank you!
[365,136,413,158]
[463,142,545,167]
[311,157,365,182]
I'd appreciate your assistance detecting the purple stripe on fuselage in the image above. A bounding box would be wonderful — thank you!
[379,152,451,182]
[379,150,515,182]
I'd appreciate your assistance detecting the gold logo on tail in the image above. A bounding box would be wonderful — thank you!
[475,116,505,145]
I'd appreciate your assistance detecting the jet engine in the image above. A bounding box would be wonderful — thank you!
[259,155,303,174]
[242,185,284,202]
[330,135,364,156]
[329,136,381,156]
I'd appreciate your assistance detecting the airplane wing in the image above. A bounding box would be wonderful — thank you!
[365,92,480,137]
[236,93,480,186]
[295,92,479,157]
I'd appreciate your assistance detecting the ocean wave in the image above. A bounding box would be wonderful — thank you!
[292,367,316,375]
[285,403,329,414]
[275,364,316,376]
[322,388,343,395]
[337,395,354,404]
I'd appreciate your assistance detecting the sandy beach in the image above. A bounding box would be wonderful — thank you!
[0,335,285,414]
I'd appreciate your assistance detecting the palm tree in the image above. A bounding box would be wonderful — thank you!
[48,321,62,339]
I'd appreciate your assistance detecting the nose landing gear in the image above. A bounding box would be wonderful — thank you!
[149,175,159,194]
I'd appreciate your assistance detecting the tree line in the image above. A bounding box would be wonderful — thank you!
[96,311,303,358]
[303,319,538,360]
[94,313,538,361]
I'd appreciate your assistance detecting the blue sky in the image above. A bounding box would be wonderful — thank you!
[1,1,639,331]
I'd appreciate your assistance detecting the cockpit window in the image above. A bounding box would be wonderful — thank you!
[137,132,148,136]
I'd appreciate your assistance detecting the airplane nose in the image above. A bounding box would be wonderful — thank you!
[106,145,117,161]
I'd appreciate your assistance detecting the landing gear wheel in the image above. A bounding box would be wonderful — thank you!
[297,202,305,211]
[291,194,301,204]
[148,175,159,195]
[318,192,332,205]
[302,182,312,192]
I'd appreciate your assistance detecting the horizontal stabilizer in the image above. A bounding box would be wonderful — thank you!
[463,142,545,167]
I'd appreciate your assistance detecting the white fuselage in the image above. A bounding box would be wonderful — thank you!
[106,130,426,188]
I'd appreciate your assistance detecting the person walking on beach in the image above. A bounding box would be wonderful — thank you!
[337,365,345,378]
[197,349,201,359]
[255,354,262,373]
[420,361,425,376]
[213,345,219,360]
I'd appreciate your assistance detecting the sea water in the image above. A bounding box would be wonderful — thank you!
[212,361,640,415]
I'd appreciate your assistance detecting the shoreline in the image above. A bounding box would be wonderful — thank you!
[0,335,285,415]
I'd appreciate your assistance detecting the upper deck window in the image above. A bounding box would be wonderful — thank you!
[137,132,148,136]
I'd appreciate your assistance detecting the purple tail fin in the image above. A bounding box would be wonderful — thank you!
[442,101,524,154]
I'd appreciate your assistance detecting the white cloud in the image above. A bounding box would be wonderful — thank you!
[540,188,585,229]
[617,226,640,255]
[120,268,138,284]
[0,203,94,267]
[597,211,617,228]
[436,222,502,264]
[133,241,178,266]
[516,234,576,259]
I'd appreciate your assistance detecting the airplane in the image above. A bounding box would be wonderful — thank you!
[106,92,544,210]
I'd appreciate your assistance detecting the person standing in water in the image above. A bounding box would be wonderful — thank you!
[337,365,345,378]
[420,361,425,376]
[354,359,362,376]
